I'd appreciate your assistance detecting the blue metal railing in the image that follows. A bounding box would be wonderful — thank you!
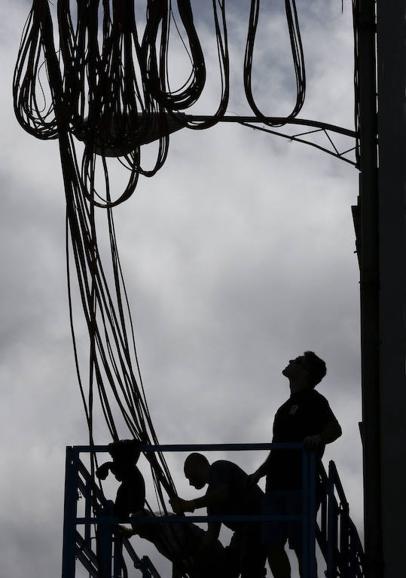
[62,446,161,578]
[317,461,365,577]
[62,442,364,578]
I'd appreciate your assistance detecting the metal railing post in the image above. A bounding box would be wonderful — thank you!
[113,533,123,578]
[84,468,92,551]
[327,462,338,578]
[97,510,113,578]
[302,450,317,578]
[62,446,79,578]
[308,451,317,578]
[302,449,310,578]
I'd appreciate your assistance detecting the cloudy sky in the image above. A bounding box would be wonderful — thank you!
[1,1,362,576]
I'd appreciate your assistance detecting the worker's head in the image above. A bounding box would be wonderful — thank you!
[282,351,326,393]
[109,439,141,465]
[108,439,142,481]
[184,453,210,490]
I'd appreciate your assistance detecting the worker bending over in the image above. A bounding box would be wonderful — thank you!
[171,453,266,578]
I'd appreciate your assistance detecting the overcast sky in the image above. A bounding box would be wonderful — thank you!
[1,1,362,577]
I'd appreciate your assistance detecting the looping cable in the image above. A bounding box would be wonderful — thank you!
[13,0,310,547]
[244,0,306,127]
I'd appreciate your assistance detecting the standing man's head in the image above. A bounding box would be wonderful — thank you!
[184,453,210,489]
[282,351,327,393]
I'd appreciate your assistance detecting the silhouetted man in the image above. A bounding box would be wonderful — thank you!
[95,440,146,578]
[96,439,145,518]
[249,351,342,578]
[171,453,266,578]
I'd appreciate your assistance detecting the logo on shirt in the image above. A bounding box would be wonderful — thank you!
[289,404,299,416]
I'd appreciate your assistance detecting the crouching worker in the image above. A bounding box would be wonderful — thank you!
[96,439,145,518]
[95,439,145,578]
[128,510,229,578]
[171,453,267,578]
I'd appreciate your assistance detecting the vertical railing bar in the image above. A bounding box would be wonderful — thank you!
[113,533,123,578]
[84,465,92,551]
[327,462,338,578]
[340,504,349,577]
[321,493,328,549]
[321,464,328,542]
[62,446,79,578]
[302,448,310,578]
[97,511,113,578]
[308,451,317,577]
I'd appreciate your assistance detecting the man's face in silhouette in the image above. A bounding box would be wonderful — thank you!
[282,355,309,385]
[184,463,208,490]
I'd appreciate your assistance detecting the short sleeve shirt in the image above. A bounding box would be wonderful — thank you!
[265,389,341,491]
[207,460,264,531]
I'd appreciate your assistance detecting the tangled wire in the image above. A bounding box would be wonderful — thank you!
[14,0,306,205]
[13,0,307,538]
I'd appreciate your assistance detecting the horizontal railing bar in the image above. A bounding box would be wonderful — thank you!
[72,442,303,453]
[75,514,302,525]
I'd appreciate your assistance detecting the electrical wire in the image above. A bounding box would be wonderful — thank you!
[244,0,306,126]
[12,3,314,574]
[14,0,307,204]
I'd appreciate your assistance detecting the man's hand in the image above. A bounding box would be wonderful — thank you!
[170,496,195,514]
[303,434,324,451]
[96,461,112,480]
[117,524,135,538]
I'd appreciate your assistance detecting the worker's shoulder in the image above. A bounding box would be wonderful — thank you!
[211,458,239,469]
[210,459,246,477]
[309,388,330,404]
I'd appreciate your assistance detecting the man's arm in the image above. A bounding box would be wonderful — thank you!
[248,452,271,485]
[170,484,229,514]
[304,419,342,450]
[321,419,342,443]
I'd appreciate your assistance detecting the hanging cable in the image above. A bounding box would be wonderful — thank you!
[13,4,313,565]
[244,0,306,126]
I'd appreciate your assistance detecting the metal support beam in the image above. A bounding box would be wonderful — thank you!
[376,1,406,576]
[358,0,406,575]
[356,0,382,572]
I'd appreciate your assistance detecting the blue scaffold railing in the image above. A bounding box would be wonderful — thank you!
[61,443,365,578]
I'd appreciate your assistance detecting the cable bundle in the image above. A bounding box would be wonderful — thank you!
[13,0,308,555]
[14,0,177,521]
[13,4,58,139]
[14,1,306,202]
[143,0,206,110]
